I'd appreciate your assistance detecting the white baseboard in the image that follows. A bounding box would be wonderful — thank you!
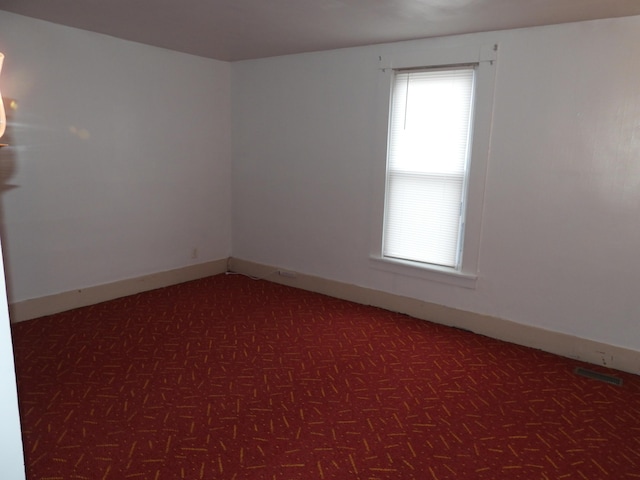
[228,257,640,376]
[9,259,229,323]
[12,256,638,375]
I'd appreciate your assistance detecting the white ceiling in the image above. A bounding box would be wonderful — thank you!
[1,0,640,61]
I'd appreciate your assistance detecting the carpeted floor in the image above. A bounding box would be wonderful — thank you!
[11,273,640,479]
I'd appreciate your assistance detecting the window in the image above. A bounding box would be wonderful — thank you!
[384,66,475,268]
[371,45,497,288]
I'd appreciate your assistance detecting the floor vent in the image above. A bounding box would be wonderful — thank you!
[574,367,623,386]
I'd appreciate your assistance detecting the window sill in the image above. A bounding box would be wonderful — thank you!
[369,256,478,289]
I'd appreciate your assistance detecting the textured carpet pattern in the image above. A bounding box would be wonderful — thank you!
[11,274,640,479]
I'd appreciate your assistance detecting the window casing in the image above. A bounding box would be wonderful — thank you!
[370,45,497,288]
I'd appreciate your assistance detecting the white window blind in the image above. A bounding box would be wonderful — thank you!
[383,66,476,268]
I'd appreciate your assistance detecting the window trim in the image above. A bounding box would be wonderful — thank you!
[370,44,498,289]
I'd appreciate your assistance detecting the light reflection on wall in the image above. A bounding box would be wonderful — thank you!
[0,52,6,140]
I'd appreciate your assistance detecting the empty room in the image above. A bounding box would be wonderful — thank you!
[1,1,640,478]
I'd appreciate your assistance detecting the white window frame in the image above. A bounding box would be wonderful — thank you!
[370,44,498,289]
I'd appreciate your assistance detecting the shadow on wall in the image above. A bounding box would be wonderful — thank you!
[0,97,18,190]
[0,96,19,308]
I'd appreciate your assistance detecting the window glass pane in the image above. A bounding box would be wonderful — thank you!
[384,173,463,267]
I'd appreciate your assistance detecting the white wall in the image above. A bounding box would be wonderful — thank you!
[0,11,232,303]
[232,16,640,353]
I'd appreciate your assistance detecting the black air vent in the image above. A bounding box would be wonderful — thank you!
[574,367,623,386]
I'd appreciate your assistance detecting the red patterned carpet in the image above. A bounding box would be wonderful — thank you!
[11,273,640,479]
